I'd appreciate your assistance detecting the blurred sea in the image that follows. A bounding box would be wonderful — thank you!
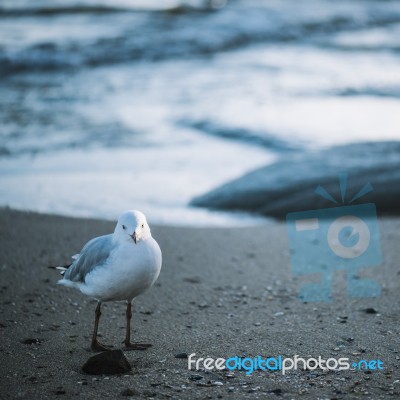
[1,0,400,225]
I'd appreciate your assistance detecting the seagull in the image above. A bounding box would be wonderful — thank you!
[56,210,162,352]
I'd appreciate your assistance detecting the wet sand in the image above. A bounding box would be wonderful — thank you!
[0,208,399,399]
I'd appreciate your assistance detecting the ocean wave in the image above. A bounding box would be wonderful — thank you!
[2,2,400,75]
[181,120,300,152]
[0,2,218,17]
[0,6,132,17]
[0,48,82,74]
[335,86,400,98]
[0,118,141,157]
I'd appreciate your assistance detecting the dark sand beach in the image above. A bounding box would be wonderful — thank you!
[1,208,399,399]
[1,0,400,398]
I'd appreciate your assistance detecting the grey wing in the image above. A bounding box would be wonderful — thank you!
[64,234,114,283]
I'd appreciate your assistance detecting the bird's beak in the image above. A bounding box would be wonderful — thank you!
[131,231,137,244]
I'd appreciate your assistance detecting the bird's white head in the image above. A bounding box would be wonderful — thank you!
[114,210,151,244]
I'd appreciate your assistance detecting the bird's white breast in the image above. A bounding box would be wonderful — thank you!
[81,237,162,302]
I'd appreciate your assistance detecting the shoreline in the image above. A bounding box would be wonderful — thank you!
[1,208,399,399]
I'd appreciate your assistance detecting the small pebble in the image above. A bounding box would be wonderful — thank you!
[121,388,139,396]
[175,353,188,359]
[188,375,203,381]
[21,338,42,345]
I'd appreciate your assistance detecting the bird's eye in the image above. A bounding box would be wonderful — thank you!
[122,225,126,230]
[141,224,144,228]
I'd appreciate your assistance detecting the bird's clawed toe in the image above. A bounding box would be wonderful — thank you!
[123,341,152,351]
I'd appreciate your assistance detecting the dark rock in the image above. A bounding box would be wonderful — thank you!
[191,141,400,219]
[189,374,204,381]
[175,352,188,359]
[139,311,153,315]
[121,388,139,396]
[82,350,131,375]
[270,388,283,395]
[365,308,377,314]
[21,338,42,345]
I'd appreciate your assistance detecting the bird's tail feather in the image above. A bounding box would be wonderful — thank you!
[48,264,71,276]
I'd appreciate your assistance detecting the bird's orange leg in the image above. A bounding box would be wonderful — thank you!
[91,302,113,352]
[123,302,152,351]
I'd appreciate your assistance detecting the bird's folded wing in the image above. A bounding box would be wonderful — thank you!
[63,234,114,283]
